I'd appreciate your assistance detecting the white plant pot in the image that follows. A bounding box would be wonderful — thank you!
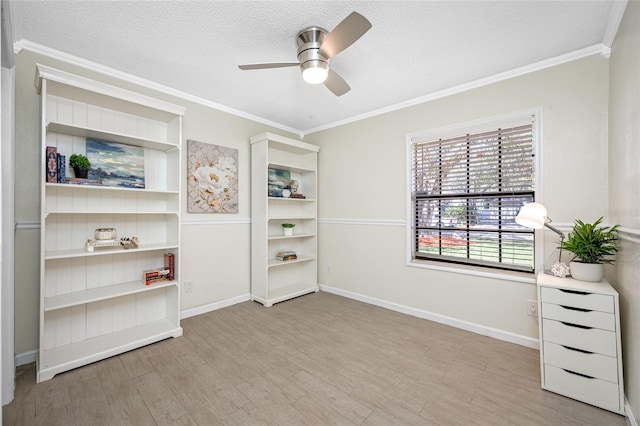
[570,261,603,282]
[283,227,293,236]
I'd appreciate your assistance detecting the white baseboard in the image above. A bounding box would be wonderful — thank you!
[180,293,250,320]
[627,397,638,426]
[319,284,539,349]
[15,350,36,367]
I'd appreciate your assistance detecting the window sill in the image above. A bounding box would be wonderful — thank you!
[407,258,536,284]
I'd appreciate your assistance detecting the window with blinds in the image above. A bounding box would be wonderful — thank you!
[410,119,536,272]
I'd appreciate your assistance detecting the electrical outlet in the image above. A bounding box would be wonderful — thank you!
[184,281,193,293]
[326,264,333,274]
[526,299,538,318]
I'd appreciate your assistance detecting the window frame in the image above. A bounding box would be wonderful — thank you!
[405,108,544,279]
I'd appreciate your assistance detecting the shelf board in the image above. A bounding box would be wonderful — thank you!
[268,233,315,240]
[47,121,179,152]
[267,256,315,268]
[38,319,182,382]
[45,210,178,215]
[45,242,179,260]
[268,216,316,221]
[252,282,319,307]
[268,197,316,202]
[45,182,179,194]
[268,162,315,174]
[44,280,177,312]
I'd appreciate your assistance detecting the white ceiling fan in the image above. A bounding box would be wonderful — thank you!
[238,12,372,96]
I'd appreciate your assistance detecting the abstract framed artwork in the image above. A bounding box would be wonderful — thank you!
[187,139,238,213]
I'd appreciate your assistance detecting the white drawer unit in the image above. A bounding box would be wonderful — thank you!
[537,273,625,415]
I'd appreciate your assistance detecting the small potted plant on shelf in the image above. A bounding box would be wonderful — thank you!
[69,154,91,179]
[560,217,619,282]
[281,223,295,236]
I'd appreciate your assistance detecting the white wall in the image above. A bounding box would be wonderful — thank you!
[305,54,610,342]
[609,0,640,420]
[13,49,297,357]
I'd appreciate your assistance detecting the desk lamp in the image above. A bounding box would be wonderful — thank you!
[515,202,565,263]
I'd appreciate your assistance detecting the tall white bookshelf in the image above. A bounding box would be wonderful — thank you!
[250,133,319,307]
[36,65,185,382]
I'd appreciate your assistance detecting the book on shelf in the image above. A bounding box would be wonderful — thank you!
[56,153,66,183]
[65,177,103,185]
[276,250,297,261]
[145,276,169,285]
[46,146,57,183]
[143,268,170,285]
[164,252,175,281]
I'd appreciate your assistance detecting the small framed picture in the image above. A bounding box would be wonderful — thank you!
[268,168,290,197]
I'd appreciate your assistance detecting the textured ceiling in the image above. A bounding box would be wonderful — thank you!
[13,1,618,134]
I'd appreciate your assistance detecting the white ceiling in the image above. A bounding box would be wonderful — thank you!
[11,1,623,135]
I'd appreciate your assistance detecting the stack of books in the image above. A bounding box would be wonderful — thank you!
[276,251,297,261]
[143,252,176,285]
[46,146,66,183]
[143,268,170,285]
[65,177,103,185]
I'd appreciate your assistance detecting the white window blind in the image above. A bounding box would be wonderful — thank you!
[411,120,536,272]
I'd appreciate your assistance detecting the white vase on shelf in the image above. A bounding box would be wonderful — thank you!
[569,261,603,282]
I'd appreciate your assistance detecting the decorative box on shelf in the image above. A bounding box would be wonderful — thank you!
[85,237,139,252]
[536,272,625,415]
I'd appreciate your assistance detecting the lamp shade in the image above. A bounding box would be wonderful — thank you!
[301,61,328,84]
[515,202,547,229]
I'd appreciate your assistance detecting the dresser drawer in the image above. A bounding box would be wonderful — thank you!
[542,319,617,357]
[540,287,614,313]
[541,303,615,331]
[543,342,618,383]
[544,364,621,412]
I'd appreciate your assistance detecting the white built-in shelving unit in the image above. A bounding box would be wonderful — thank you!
[250,132,319,307]
[36,65,185,382]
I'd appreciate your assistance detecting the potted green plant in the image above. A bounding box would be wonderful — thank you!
[69,154,91,179]
[560,217,619,282]
[281,223,295,236]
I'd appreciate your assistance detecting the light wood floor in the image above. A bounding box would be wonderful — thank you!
[3,292,628,425]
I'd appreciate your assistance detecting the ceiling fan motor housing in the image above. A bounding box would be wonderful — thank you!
[297,27,330,74]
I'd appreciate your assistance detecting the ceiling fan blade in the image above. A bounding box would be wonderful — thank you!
[319,12,372,59]
[324,69,350,96]
[238,62,299,70]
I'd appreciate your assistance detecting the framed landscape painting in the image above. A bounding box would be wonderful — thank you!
[87,139,145,188]
[268,168,290,197]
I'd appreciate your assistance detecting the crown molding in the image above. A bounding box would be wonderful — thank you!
[602,0,629,48]
[301,44,607,136]
[16,39,302,137]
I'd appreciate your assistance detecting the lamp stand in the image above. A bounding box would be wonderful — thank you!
[544,222,565,263]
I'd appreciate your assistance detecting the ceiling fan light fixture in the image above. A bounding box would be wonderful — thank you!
[301,61,329,84]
